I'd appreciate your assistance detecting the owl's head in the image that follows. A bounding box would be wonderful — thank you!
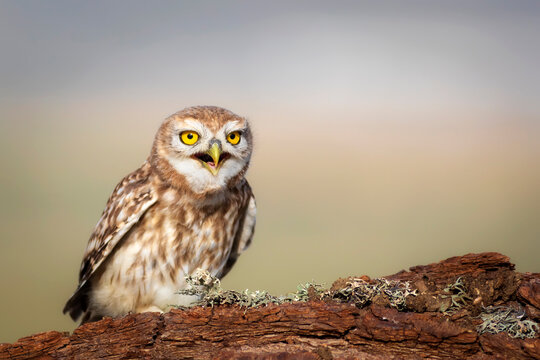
[150,106,253,195]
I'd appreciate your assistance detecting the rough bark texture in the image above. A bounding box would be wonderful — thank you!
[1,252,538,359]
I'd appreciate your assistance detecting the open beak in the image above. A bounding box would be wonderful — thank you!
[202,143,223,176]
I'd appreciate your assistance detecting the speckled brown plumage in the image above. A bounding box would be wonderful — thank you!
[64,106,256,323]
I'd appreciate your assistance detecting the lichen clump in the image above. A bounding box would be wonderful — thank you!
[178,269,326,308]
[178,269,280,308]
[325,278,417,310]
[177,269,416,311]
[440,277,472,314]
[177,270,540,340]
[477,306,538,339]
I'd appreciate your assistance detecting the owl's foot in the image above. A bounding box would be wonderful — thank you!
[136,305,164,314]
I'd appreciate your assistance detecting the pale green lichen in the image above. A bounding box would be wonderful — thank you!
[381,278,418,310]
[325,278,417,310]
[283,282,326,302]
[178,270,539,340]
[177,270,325,308]
[177,270,416,311]
[440,277,473,314]
[477,306,538,339]
[177,269,279,308]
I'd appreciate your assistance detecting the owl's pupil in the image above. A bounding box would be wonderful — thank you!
[230,134,236,139]
[187,134,193,139]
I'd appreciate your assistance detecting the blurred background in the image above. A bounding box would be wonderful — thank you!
[1,0,539,343]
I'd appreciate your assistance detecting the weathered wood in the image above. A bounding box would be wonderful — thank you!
[1,252,538,359]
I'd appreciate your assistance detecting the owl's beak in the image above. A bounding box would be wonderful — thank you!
[203,143,223,176]
[194,142,230,175]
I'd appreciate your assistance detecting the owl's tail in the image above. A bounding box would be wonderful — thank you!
[63,283,90,323]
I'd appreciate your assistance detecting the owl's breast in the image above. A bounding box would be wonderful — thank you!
[89,193,243,316]
[132,197,241,279]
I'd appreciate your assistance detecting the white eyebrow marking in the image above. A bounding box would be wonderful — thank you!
[222,120,245,134]
[173,119,211,140]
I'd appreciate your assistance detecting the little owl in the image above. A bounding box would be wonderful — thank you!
[63,106,256,323]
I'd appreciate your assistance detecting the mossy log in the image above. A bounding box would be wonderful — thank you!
[1,252,538,359]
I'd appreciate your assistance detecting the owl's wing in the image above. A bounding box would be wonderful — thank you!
[63,162,158,320]
[220,180,256,278]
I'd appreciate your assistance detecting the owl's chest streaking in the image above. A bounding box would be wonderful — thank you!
[89,187,244,317]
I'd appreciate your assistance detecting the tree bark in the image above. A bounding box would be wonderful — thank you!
[1,252,538,359]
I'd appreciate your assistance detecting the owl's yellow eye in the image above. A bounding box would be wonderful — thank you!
[180,131,199,145]
[227,131,241,145]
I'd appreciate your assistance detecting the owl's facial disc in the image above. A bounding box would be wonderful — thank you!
[192,143,231,176]
[156,110,252,194]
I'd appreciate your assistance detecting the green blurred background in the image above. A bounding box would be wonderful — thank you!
[1,1,539,343]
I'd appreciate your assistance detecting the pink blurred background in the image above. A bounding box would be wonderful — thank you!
[1,1,538,343]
